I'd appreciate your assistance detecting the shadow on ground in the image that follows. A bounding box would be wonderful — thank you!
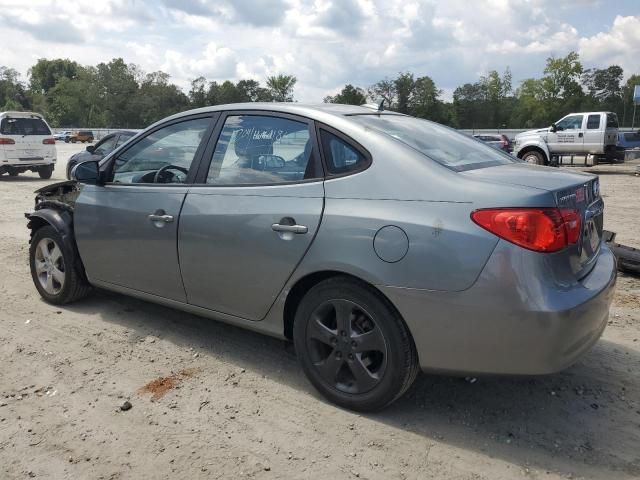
[63,289,640,478]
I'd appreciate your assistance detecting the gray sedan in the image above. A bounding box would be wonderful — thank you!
[26,103,616,411]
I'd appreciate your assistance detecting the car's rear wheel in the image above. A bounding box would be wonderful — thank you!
[522,150,545,165]
[293,277,419,411]
[29,225,91,305]
[8,169,18,177]
[38,166,53,179]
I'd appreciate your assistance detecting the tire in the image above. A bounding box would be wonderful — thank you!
[29,225,91,305]
[521,150,546,165]
[8,170,18,177]
[65,138,70,143]
[38,166,54,179]
[71,138,77,143]
[66,161,76,180]
[293,277,419,412]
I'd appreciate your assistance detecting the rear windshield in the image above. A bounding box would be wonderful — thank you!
[606,113,619,128]
[0,117,51,135]
[350,115,517,172]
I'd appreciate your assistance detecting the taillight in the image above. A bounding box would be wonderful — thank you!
[471,208,581,253]
[43,138,55,144]
[0,138,15,145]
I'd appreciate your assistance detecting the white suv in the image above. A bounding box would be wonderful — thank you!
[0,112,56,178]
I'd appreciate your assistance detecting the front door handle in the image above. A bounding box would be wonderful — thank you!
[148,213,174,223]
[271,223,308,234]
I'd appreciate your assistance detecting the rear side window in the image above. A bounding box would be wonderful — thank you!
[587,115,601,129]
[350,115,516,172]
[624,132,640,141]
[319,130,368,175]
[606,113,619,128]
[0,117,51,135]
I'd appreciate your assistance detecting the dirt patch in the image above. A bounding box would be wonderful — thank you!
[137,368,198,401]
[614,290,640,307]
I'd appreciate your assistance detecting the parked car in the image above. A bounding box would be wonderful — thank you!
[614,131,640,162]
[514,111,618,165]
[473,134,512,153]
[68,130,94,143]
[54,131,73,142]
[66,130,136,179]
[26,103,616,411]
[0,111,56,178]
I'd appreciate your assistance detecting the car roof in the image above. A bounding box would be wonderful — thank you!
[153,103,405,129]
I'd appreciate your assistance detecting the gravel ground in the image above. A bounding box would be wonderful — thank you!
[0,144,639,480]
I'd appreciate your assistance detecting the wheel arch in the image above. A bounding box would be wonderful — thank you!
[517,144,549,164]
[282,270,414,350]
[26,209,89,282]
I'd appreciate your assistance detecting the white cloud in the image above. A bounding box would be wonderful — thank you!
[579,15,640,76]
[0,0,637,102]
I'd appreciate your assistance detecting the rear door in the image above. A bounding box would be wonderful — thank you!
[75,114,215,301]
[583,113,603,154]
[178,111,324,320]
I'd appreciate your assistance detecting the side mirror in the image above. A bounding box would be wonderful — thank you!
[86,145,96,153]
[550,124,557,133]
[72,160,101,185]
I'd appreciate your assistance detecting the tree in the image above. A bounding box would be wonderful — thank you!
[394,72,415,114]
[324,84,367,105]
[411,76,442,120]
[189,76,208,108]
[133,71,189,126]
[28,58,79,94]
[266,74,297,102]
[367,78,396,109]
[622,74,640,127]
[0,66,29,111]
[236,79,272,102]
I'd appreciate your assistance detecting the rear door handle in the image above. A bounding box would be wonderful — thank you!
[271,223,308,234]
[578,132,584,138]
[148,214,174,223]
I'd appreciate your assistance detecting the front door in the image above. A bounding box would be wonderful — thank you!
[75,116,214,301]
[548,114,585,153]
[179,113,324,320]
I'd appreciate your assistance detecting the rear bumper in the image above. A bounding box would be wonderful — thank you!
[381,242,617,375]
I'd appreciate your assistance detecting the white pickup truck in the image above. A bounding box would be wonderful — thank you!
[513,111,619,166]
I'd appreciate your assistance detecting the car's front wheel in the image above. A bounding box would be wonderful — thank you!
[522,150,545,165]
[29,225,91,305]
[293,277,419,411]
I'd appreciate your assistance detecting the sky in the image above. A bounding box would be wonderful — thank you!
[0,0,638,102]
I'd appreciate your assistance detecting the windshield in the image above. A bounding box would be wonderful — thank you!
[350,115,517,172]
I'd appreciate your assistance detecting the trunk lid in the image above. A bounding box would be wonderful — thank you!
[463,163,603,278]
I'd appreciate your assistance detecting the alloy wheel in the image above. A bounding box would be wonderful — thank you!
[305,299,387,394]
[34,238,66,295]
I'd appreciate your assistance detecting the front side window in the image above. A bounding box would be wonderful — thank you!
[0,117,51,135]
[586,114,601,130]
[319,130,367,174]
[206,115,317,185]
[350,114,516,172]
[556,115,584,131]
[94,136,118,156]
[111,118,210,184]
[115,134,134,147]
